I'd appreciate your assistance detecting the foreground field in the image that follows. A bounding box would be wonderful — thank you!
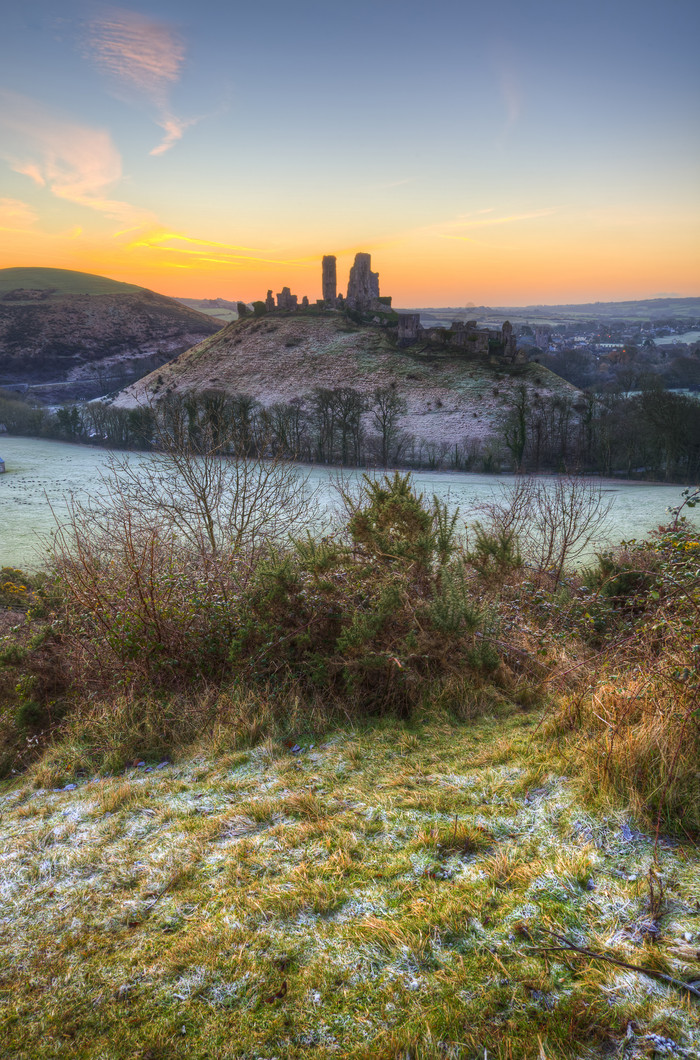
[2,710,699,1060]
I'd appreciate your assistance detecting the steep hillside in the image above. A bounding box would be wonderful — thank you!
[114,311,580,452]
[0,268,223,402]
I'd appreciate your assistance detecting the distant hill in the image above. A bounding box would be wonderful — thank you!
[411,296,700,325]
[113,310,579,453]
[0,268,223,403]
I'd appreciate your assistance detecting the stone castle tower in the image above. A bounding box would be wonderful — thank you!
[345,253,379,311]
[322,255,337,304]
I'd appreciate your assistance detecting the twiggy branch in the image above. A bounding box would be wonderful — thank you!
[530,928,700,1001]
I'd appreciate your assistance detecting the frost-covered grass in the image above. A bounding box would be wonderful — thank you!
[1,710,699,1059]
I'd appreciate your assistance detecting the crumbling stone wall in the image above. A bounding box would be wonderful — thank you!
[398,313,421,345]
[276,287,298,311]
[347,253,380,311]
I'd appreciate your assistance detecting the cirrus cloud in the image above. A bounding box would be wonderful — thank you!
[85,7,195,155]
[0,91,154,226]
[0,197,39,231]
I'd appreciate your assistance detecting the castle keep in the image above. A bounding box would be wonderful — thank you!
[266,252,521,363]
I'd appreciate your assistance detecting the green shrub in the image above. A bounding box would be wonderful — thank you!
[228,475,500,709]
[466,526,522,583]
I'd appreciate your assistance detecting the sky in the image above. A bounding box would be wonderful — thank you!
[0,0,698,306]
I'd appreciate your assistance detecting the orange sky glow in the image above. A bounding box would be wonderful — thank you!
[1,0,698,307]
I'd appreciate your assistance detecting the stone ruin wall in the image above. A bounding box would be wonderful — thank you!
[345,252,381,311]
[263,253,521,364]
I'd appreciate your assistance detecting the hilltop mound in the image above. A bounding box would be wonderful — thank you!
[114,310,579,457]
[0,268,222,402]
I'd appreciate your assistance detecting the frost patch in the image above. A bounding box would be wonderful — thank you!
[331,891,388,923]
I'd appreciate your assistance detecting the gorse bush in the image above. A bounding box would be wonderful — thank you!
[466,526,523,584]
[229,474,498,708]
[0,470,506,776]
[1,436,698,841]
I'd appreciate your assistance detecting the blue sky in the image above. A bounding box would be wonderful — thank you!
[0,0,698,304]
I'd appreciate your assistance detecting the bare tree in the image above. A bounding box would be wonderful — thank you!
[467,475,613,584]
[333,387,366,465]
[371,386,407,467]
[503,385,529,471]
[98,396,320,560]
[311,387,337,463]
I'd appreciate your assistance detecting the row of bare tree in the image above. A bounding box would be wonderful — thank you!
[3,378,699,480]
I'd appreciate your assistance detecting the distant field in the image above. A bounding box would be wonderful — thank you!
[412,297,700,325]
[194,307,238,322]
[656,330,700,346]
[0,267,146,299]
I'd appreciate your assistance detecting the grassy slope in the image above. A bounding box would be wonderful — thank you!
[0,267,148,299]
[115,314,577,446]
[2,709,699,1059]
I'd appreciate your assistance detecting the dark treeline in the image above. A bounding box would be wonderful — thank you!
[1,382,699,481]
[536,342,700,393]
[502,386,700,481]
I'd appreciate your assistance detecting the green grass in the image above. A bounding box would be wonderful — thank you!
[1,709,699,1059]
[193,307,239,323]
[0,267,147,298]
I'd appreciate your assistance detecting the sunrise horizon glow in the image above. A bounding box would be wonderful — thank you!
[1,1,698,307]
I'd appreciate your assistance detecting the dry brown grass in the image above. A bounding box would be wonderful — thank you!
[550,666,700,836]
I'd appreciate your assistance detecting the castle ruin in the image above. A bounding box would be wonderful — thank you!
[276,286,298,311]
[259,252,522,364]
[346,252,380,311]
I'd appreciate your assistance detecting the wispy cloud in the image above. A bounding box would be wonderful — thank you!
[499,68,521,131]
[149,116,196,157]
[87,8,184,100]
[371,177,417,191]
[0,197,38,231]
[444,208,557,233]
[127,230,308,267]
[487,41,523,140]
[0,91,154,226]
[85,7,194,155]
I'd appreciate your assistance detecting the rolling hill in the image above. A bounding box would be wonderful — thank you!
[415,296,700,326]
[0,268,223,402]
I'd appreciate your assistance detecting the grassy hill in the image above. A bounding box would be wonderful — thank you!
[0,268,222,402]
[114,311,579,460]
[0,267,147,299]
[1,445,698,1057]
